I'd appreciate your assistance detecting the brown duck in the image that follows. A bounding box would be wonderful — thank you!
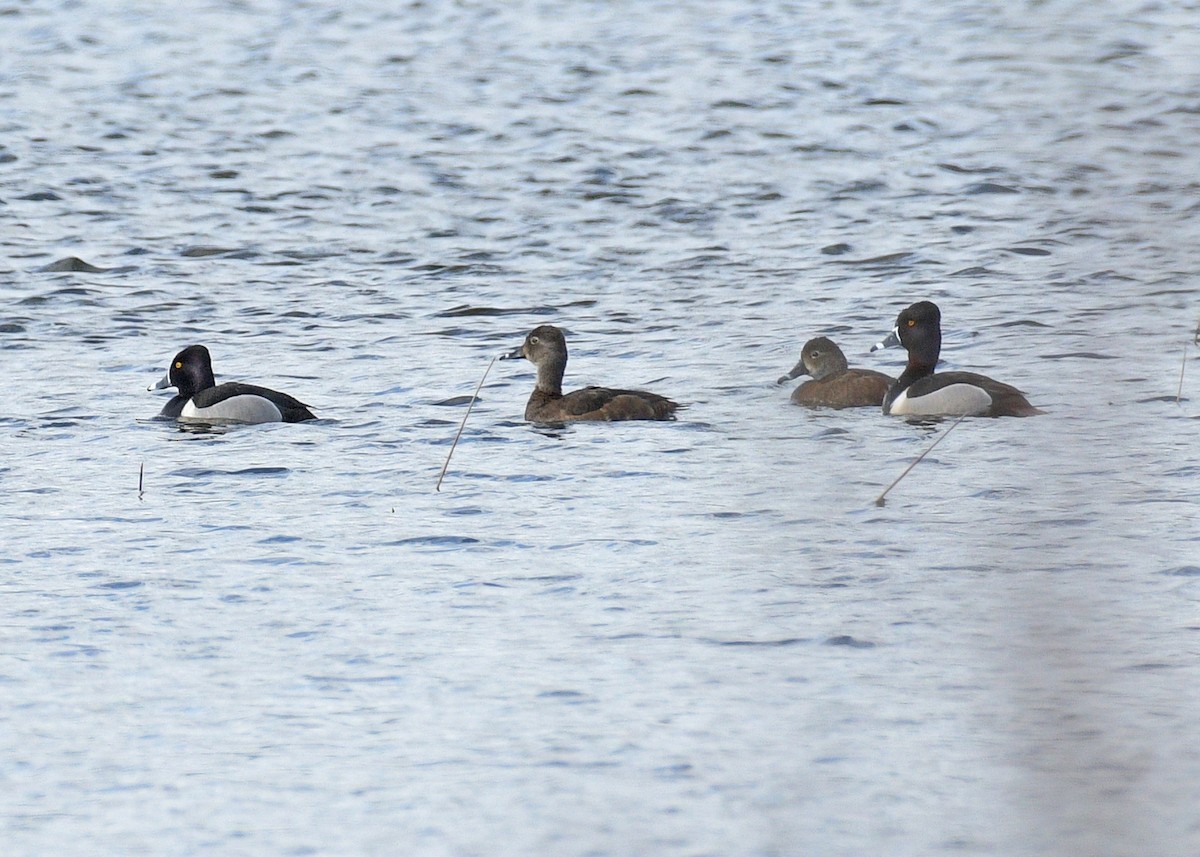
[501,325,680,422]
[778,336,893,408]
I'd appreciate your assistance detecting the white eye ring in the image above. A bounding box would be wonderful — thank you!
[530,336,539,345]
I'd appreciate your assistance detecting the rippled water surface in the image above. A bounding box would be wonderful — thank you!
[4,1,1200,854]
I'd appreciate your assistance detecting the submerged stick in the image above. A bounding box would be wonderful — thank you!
[1179,317,1200,404]
[138,461,144,501]
[1178,340,1188,404]
[874,414,967,507]
[436,356,496,493]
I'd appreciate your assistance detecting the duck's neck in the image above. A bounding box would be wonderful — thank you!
[885,356,936,411]
[535,357,565,398]
[902,355,936,386]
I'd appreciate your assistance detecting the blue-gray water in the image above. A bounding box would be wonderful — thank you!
[3,2,1199,855]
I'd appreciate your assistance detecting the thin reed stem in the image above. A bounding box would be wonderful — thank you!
[1177,340,1187,404]
[875,414,967,507]
[437,356,496,492]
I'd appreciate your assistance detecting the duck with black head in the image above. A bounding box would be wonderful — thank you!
[871,301,1042,417]
[501,325,680,422]
[778,336,893,408]
[150,344,317,424]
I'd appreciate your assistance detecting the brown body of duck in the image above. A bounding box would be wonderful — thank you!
[502,325,680,422]
[778,336,893,409]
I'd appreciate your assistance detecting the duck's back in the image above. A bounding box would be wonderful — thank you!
[527,386,679,422]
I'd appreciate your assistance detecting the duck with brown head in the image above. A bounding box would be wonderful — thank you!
[501,325,680,422]
[778,336,893,408]
[871,301,1043,418]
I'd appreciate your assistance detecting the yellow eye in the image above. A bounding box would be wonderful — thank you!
[906,319,916,328]
[175,361,183,368]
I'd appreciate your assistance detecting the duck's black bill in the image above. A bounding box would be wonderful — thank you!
[149,372,172,392]
[777,360,807,384]
[499,345,525,361]
[871,328,900,352]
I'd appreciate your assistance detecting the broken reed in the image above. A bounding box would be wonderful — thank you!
[437,356,496,492]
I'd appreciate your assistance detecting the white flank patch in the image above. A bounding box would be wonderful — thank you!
[889,383,991,416]
[181,395,283,424]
